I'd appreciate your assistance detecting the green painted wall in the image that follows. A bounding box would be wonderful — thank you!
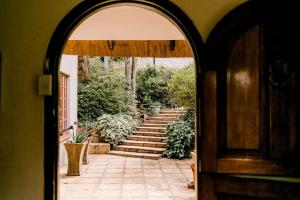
[0,0,245,199]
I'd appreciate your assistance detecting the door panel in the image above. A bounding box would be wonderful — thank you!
[226,24,261,150]
[201,1,300,199]
[200,175,300,200]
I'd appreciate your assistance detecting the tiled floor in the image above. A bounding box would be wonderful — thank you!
[59,154,195,200]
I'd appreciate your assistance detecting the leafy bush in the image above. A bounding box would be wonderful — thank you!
[180,108,195,130]
[136,65,173,106]
[78,57,137,123]
[95,114,138,147]
[168,64,195,108]
[163,120,195,159]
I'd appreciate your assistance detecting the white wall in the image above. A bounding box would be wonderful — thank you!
[60,55,78,128]
[59,55,78,167]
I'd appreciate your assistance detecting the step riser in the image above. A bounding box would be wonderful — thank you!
[160,111,185,114]
[144,120,171,124]
[134,132,166,137]
[137,127,166,133]
[142,124,168,127]
[147,117,179,121]
[108,151,161,160]
[156,114,182,117]
[123,141,166,148]
[128,136,166,143]
[114,147,164,154]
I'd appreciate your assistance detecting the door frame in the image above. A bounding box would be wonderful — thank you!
[44,1,204,200]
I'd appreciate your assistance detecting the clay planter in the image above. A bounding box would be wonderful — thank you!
[64,142,87,176]
[82,138,91,165]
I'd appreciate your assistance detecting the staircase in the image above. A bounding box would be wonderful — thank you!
[109,108,186,159]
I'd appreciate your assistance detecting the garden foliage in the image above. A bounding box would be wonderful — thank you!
[168,64,195,108]
[95,114,138,147]
[78,57,136,123]
[136,65,172,106]
[163,109,195,159]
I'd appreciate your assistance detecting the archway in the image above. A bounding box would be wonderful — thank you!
[44,1,203,199]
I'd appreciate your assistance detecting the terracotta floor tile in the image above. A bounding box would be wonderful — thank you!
[122,183,146,190]
[98,183,122,190]
[59,154,195,200]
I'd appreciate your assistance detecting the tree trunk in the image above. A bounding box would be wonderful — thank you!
[131,57,137,98]
[125,57,132,90]
[103,56,109,75]
[78,56,90,81]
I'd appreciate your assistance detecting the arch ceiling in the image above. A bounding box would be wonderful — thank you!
[69,5,185,40]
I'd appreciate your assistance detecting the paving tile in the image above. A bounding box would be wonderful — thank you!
[94,190,121,197]
[121,197,147,200]
[80,173,103,178]
[76,177,102,184]
[101,178,123,184]
[146,182,169,190]
[121,190,147,197]
[98,183,122,190]
[122,183,146,190]
[124,173,144,178]
[124,168,143,173]
[123,177,145,184]
[144,173,163,178]
[147,189,173,197]
[59,154,195,200]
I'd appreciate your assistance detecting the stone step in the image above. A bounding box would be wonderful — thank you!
[114,145,166,154]
[128,135,166,142]
[146,116,178,121]
[142,123,168,127]
[123,140,166,148]
[160,110,186,114]
[160,109,185,112]
[156,114,182,117]
[108,150,162,160]
[143,120,171,124]
[137,127,166,133]
[133,131,166,137]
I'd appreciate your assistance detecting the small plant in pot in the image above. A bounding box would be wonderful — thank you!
[63,124,90,176]
[150,101,161,115]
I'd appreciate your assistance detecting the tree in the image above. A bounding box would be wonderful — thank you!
[168,64,195,108]
[131,57,137,98]
[124,57,132,91]
[78,56,90,81]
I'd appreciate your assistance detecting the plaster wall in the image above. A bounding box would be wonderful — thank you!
[59,55,78,167]
[0,0,245,199]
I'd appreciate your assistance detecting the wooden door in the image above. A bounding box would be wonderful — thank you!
[200,2,300,199]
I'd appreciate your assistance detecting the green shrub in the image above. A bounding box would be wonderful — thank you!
[95,114,138,147]
[136,65,173,106]
[163,120,195,159]
[78,57,137,123]
[180,108,195,130]
[168,64,195,108]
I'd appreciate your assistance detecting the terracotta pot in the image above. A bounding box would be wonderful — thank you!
[64,142,87,176]
[82,138,91,165]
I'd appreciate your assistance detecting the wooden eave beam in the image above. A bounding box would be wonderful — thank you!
[63,40,192,57]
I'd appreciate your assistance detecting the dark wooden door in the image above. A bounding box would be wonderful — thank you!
[200,2,300,199]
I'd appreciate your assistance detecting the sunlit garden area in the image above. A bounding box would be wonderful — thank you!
[59,56,196,199]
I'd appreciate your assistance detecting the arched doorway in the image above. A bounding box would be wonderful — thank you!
[44,1,203,199]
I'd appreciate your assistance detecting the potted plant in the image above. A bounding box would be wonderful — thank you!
[150,101,161,115]
[64,124,89,176]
